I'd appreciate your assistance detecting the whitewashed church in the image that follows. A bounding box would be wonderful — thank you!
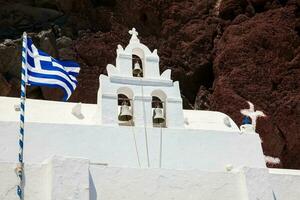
[0,28,299,200]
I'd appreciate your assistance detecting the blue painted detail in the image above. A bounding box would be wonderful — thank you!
[22,56,26,64]
[21,79,26,87]
[17,185,22,198]
[21,68,26,75]
[20,91,25,98]
[242,116,251,125]
[20,115,24,122]
[18,153,22,162]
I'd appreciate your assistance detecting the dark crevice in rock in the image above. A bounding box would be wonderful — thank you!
[277,0,288,6]
[271,81,278,91]
[3,73,13,82]
[91,0,116,7]
[181,94,195,109]
[140,13,148,24]
[252,1,268,13]
[276,125,287,142]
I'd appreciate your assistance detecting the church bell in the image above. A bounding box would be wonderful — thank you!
[153,107,165,124]
[133,62,142,76]
[118,103,133,121]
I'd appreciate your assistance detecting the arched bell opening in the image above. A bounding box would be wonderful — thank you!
[132,54,143,77]
[117,87,134,126]
[151,95,166,128]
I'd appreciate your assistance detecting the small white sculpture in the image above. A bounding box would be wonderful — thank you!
[240,101,266,131]
[72,103,84,119]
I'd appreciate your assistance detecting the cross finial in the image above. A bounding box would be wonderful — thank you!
[128,28,139,43]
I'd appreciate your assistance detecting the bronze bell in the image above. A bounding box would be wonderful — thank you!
[133,62,142,76]
[118,102,133,121]
[153,107,165,124]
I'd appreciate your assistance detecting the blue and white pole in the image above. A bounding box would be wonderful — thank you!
[16,32,28,200]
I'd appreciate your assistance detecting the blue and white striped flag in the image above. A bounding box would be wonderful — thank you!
[16,32,81,199]
[23,34,80,101]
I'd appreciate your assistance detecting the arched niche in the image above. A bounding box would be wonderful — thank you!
[117,87,134,99]
[132,54,143,77]
[151,90,167,102]
[132,48,145,77]
[151,90,167,127]
[117,87,134,125]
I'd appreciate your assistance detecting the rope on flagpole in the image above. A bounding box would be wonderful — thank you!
[16,32,27,200]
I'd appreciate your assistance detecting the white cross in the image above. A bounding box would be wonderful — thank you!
[128,28,139,43]
[240,101,266,130]
[129,28,138,37]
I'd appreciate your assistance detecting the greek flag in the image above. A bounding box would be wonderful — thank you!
[23,33,80,101]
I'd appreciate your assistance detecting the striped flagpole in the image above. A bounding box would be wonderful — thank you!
[16,32,28,200]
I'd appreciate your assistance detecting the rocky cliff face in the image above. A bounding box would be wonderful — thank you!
[0,0,299,169]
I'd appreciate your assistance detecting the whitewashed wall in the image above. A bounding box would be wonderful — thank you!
[0,156,89,200]
[1,156,299,200]
[269,169,300,200]
[0,162,45,200]
[0,121,265,171]
[89,165,246,200]
[0,96,240,131]
[98,75,184,128]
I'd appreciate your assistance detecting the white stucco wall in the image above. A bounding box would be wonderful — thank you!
[269,169,300,200]
[0,96,257,171]
[0,156,89,200]
[90,166,300,200]
[0,121,265,171]
[89,165,246,200]
[1,156,299,200]
[0,96,239,131]
[99,74,185,127]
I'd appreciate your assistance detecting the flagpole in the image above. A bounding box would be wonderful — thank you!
[16,32,27,200]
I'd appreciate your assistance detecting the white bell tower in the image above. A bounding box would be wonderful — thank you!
[97,28,184,128]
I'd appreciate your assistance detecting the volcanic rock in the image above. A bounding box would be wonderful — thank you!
[0,74,11,96]
[0,39,21,76]
[218,0,249,20]
[211,5,300,168]
[194,86,211,110]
